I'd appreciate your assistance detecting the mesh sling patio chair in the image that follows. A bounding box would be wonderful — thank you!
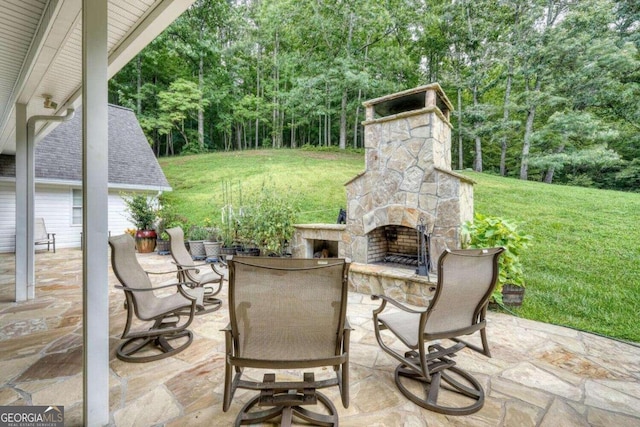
[372,247,504,415]
[34,217,55,253]
[109,234,203,362]
[223,256,351,427]
[166,227,224,314]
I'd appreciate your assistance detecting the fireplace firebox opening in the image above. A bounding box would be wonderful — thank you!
[367,225,429,268]
[312,239,339,258]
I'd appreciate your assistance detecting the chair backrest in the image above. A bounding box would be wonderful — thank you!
[424,248,504,336]
[109,233,158,319]
[227,256,349,363]
[34,218,48,241]
[166,227,197,276]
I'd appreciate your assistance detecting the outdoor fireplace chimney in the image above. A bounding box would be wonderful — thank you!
[343,83,474,265]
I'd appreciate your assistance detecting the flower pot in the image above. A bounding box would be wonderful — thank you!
[237,247,260,257]
[156,239,170,255]
[502,284,525,307]
[188,240,206,259]
[220,246,237,256]
[135,229,157,253]
[204,241,222,257]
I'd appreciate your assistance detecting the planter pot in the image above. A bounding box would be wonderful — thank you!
[502,284,525,307]
[204,241,222,257]
[135,229,157,253]
[156,239,170,255]
[237,247,260,257]
[220,246,237,256]
[188,240,206,258]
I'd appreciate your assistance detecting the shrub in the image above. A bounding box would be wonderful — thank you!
[461,213,532,304]
[122,193,157,230]
[238,184,300,255]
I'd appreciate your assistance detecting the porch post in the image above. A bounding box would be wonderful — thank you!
[14,102,33,301]
[82,0,110,425]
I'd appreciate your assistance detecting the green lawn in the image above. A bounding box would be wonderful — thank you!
[160,149,640,343]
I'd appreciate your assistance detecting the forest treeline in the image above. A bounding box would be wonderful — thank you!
[108,0,640,190]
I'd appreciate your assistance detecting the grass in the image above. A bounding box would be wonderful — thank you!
[159,149,640,343]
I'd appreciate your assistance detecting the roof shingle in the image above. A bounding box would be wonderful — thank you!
[0,104,170,190]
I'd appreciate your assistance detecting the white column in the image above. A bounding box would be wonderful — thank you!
[14,103,31,301]
[82,0,109,425]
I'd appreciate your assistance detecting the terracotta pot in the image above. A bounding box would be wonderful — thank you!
[135,229,157,253]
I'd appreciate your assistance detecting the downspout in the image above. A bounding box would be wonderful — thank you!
[23,108,75,298]
[27,108,75,136]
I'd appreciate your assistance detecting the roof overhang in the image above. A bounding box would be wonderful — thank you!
[0,0,195,154]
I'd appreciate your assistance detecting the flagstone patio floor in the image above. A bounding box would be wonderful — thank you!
[0,249,639,426]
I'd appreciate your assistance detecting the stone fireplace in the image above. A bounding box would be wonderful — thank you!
[343,83,474,266]
[291,83,474,306]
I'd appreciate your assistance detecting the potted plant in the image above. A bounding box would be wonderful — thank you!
[187,225,209,259]
[155,201,188,255]
[122,193,158,253]
[461,213,532,306]
[203,220,223,260]
[239,185,299,257]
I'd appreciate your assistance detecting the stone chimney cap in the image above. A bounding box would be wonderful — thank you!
[363,83,454,119]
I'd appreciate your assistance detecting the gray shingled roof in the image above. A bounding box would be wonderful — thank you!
[0,105,170,190]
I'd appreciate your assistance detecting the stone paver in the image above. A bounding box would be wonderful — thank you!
[1,249,639,426]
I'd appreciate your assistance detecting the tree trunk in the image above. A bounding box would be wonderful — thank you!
[339,89,347,150]
[198,55,205,151]
[472,84,482,172]
[457,87,463,170]
[136,55,142,115]
[543,144,565,183]
[500,61,513,176]
[520,76,541,180]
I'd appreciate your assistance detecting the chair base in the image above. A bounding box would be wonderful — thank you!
[394,361,484,415]
[195,296,222,315]
[234,373,339,426]
[116,330,193,363]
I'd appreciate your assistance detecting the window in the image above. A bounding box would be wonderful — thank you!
[72,189,82,225]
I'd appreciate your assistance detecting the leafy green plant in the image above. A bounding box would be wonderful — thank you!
[238,184,300,255]
[155,199,189,240]
[187,225,210,241]
[122,193,157,230]
[462,213,532,305]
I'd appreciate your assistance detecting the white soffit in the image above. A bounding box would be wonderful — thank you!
[0,0,195,154]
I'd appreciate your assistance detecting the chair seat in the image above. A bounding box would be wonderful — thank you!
[241,328,340,361]
[199,270,222,285]
[378,310,421,348]
[139,287,204,320]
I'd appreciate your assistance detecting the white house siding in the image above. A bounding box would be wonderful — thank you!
[0,182,16,253]
[0,182,146,253]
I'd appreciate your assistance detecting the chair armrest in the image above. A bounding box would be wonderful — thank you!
[371,294,428,315]
[145,270,181,276]
[344,317,353,330]
[209,262,225,276]
[115,281,196,293]
[171,262,202,272]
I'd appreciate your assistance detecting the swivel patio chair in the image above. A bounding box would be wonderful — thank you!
[109,233,202,362]
[223,256,351,426]
[166,226,224,313]
[372,247,504,415]
[34,217,55,253]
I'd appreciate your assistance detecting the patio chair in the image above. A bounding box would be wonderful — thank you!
[109,233,202,362]
[34,217,55,253]
[223,256,351,426]
[372,247,504,415]
[166,227,224,313]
